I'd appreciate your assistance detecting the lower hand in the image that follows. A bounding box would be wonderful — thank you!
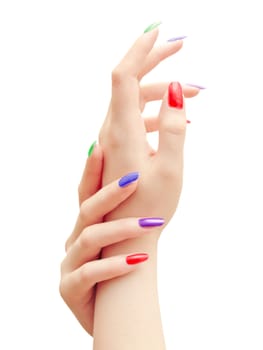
[59,145,163,334]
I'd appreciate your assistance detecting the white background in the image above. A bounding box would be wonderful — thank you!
[0,0,262,349]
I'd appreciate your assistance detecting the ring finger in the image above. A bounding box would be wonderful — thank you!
[62,217,164,273]
[140,82,200,111]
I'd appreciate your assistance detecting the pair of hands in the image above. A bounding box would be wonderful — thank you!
[60,27,200,335]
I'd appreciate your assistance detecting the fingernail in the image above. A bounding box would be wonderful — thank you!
[88,141,96,157]
[144,21,161,33]
[186,83,206,90]
[168,82,183,109]
[119,172,139,187]
[187,120,191,124]
[167,35,187,42]
[138,217,165,228]
[126,253,149,265]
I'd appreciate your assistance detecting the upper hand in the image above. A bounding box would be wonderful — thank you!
[99,28,199,230]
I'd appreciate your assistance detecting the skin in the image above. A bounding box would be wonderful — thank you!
[60,28,200,348]
[94,29,192,350]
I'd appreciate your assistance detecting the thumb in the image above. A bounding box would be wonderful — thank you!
[156,82,187,170]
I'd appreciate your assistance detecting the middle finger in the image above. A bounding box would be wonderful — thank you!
[61,217,164,273]
[138,38,185,80]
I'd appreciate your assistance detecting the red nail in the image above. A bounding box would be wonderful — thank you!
[168,82,183,109]
[126,253,149,265]
[187,120,191,124]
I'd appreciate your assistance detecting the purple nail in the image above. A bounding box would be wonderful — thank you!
[167,35,187,42]
[119,172,139,187]
[186,83,206,90]
[138,217,165,228]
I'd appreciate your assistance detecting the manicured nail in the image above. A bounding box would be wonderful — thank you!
[88,141,96,157]
[119,172,139,187]
[167,35,187,42]
[126,253,149,265]
[186,83,206,90]
[138,217,165,228]
[168,82,183,109]
[144,21,161,33]
[187,120,191,124]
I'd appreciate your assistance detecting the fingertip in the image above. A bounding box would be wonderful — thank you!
[168,82,184,109]
[118,171,139,188]
[143,21,162,33]
[140,25,159,46]
[183,86,200,98]
[87,141,103,160]
[167,38,184,49]
[87,140,96,157]
[126,253,149,265]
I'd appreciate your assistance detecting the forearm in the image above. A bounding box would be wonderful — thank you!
[93,236,165,350]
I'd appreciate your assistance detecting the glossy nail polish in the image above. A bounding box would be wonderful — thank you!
[144,21,161,33]
[186,83,206,90]
[118,172,139,187]
[138,217,165,227]
[88,141,96,157]
[126,253,149,265]
[167,35,187,42]
[168,82,183,109]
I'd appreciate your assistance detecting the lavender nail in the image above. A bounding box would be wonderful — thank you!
[139,217,165,228]
[119,172,139,187]
[186,83,206,90]
[167,35,187,42]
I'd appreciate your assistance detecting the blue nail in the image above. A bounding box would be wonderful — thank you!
[186,83,206,90]
[167,35,187,42]
[138,217,165,227]
[119,172,139,187]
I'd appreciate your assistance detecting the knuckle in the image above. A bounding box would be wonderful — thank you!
[102,264,116,277]
[106,128,125,147]
[158,163,183,182]
[98,130,105,145]
[64,238,71,253]
[60,259,65,275]
[59,279,67,300]
[155,48,166,62]
[78,228,92,250]
[99,123,123,148]
[111,66,126,87]
[79,265,92,286]
[59,279,74,307]
[79,201,89,222]
[77,184,82,197]
[102,127,125,148]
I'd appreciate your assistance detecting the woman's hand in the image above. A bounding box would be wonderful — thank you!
[99,28,200,233]
[59,145,164,335]
[92,29,202,349]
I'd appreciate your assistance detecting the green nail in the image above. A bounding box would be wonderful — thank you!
[144,21,162,33]
[88,141,96,157]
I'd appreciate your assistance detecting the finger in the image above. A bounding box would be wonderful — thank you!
[65,172,140,251]
[62,217,164,273]
[156,82,186,169]
[144,116,159,133]
[140,82,199,110]
[138,39,184,80]
[78,143,103,206]
[60,254,149,301]
[144,116,191,133]
[111,29,159,121]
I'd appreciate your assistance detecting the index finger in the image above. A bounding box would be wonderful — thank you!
[65,172,140,251]
[111,28,159,122]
